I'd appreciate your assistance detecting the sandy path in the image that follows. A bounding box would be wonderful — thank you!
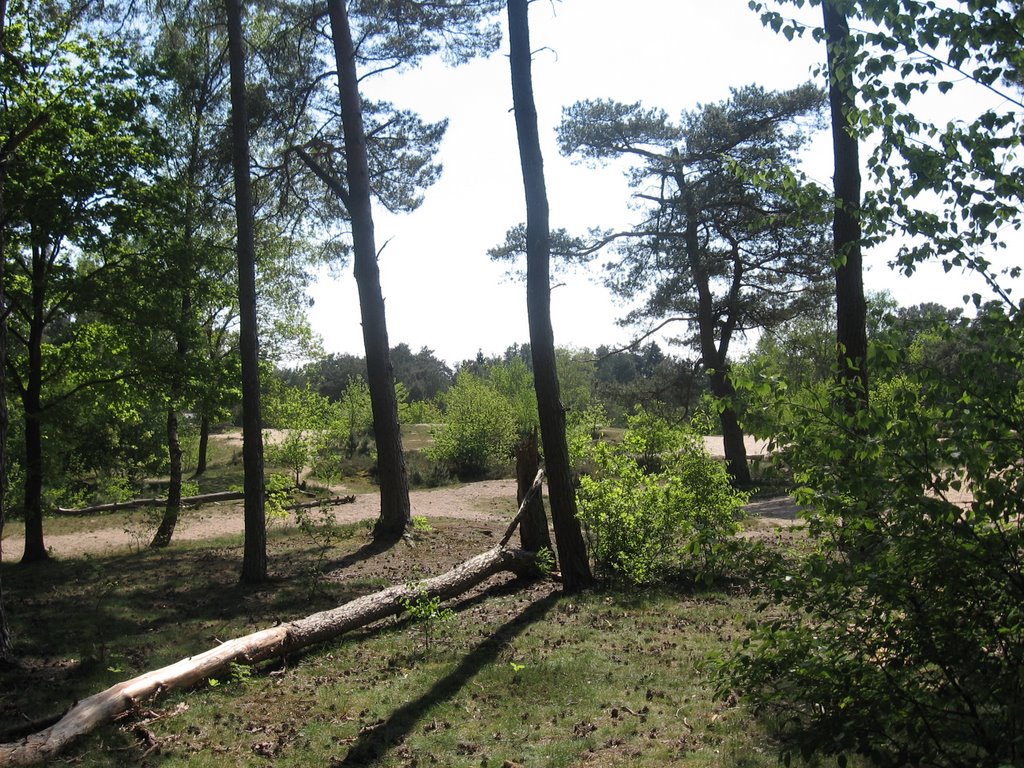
[2,440,807,559]
[2,480,522,560]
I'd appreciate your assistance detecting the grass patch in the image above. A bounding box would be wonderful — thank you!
[1,517,785,767]
[401,423,436,452]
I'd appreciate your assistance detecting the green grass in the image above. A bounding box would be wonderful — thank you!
[0,425,828,766]
[1,517,787,767]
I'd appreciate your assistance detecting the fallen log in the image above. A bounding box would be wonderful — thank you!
[0,544,539,766]
[55,492,357,517]
[54,491,246,516]
[284,495,356,512]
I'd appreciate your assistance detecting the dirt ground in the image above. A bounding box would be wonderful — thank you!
[2,477,802,560]
[0,480,525,559]
[0,435,798,560]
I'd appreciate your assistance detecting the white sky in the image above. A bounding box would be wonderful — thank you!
[306,0,1013,366]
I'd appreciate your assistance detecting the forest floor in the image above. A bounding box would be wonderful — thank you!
[1,512,808,768]
[0,432,816,767]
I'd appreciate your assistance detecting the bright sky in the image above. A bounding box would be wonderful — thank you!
[306,0,1012,366]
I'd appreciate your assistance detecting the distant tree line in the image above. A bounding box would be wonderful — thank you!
[280,340,705,428]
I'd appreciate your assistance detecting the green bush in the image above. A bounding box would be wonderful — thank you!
[566,402,609,475]
[401,397,443,425]
[487,356,538,433]
[265,430,313,487]
[333,377,374,459]
[721,307,1024,767]
[427,372,517,479]
[576,407,745,585]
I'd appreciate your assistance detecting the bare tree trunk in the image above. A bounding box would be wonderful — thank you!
[225,0,267,583]
[0,545,538,766]
[0,323,9,659]
[153,287,191,548]
[516,429,551,554]
[684,198,751,486]
[0,157,11,664]
[823,0,868,407]
[327,0,410,543]
[507,0,592,592]
[707,369,751,485]
[19,407,44,564]
[150,409,182,548]
[194,413,210,476]
[19,243,47,563]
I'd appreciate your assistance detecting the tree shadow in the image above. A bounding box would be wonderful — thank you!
[335,586,560,766]
[322,535,402,574]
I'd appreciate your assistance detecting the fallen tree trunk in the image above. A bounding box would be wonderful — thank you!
[285,495,355,512]
[0,544,538,766]
[55,491,246,515]
[55,492,357,516]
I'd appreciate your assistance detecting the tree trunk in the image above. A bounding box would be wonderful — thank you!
[327,0,410,543]
[20,244,47,563]
[0,577,9,666]
[194,413,210,476]
[516,429,552,554]
[150,409,182,548]
[225,0,267,583]
[0,331,8,661]
[684,199,751,486]
[153,285,191,549]
[0,544,538,767]
[0,73,51,656]
[0,157,11,663]
[507,0,592,592]
[708,369,751,486]
[823,0,868,407]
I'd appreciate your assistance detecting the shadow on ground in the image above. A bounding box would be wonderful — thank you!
[335,586,560,766]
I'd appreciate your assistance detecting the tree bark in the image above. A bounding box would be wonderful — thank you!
[516,429,551,554]
[507,0,592,592]
[1,87,53,657]
[154,275,192,548]
[823,0,868,407]
[0,544,538,767]
[225,0,267,583]
[707,370,750,485]
[0,144,10,665]
[19,242,47,563]
[327,0,410,543]
[194,413,210,476]
[150,409,182,548]
[684,199,751,485]
[0,332,8,663]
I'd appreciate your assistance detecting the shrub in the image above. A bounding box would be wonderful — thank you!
[566,402,609,474]
[265,430,313,487]
[335,377,374,459]
[401,397,443,425]
[427,372,517,479]
[721,307,1024,767]
[576,407,745,584]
